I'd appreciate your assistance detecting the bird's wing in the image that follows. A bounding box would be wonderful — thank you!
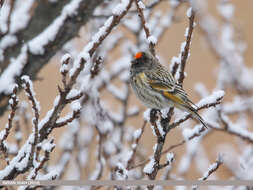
[144,71,176,92]
[142,72,183,104]
[148,81,175,91]
[144,72,197,107]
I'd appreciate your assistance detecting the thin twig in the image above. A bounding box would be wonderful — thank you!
[192,155,223,190]
[131,97,222,170]
[140,8,196,189]
[0,86,19,142]
[31,140,55,180]
[127,120,147,169]
[14,120,22,149]
[54,109,81,128]
[0,85,18,165]
[91,56,103,79]
[60,54,71,88]
[135,0,156,55]
[178,9,195,85]
[88,0,134,56]
[21,76,40,161]
[93,0,165,18]
[38,0,135,139]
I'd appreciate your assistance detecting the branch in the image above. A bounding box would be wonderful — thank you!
[209,113,253,144]
[200,156,223,180]
[143,110,167,190]
[158,152,175,169]
[0,85,18,165]
[55,108,81,128]
[29,139,55,181]
[190,0,251,94]
[60,53,71,88]
[0,0,135,180]
[178,8,195,85]
[38,0,136,137]
[131,91,224,170]
[138,8,197,188]
[0,85,18,142]
[21,76,40,148]
[0,0,104,117]
[127,120,147,169]
[192,155,223,190]
[90,56,103,79]
[135,0,156,55]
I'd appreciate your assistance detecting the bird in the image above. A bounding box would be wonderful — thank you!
[129,51,207,128]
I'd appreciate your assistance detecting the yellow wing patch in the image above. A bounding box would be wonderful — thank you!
[137,72,184,104]
[149,83,170,91]
[163,91,184,104]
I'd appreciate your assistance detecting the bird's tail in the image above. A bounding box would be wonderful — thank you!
[179,103,208,129]
[190,108,208,129]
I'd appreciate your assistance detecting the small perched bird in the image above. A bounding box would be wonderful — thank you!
[130,51,207,128]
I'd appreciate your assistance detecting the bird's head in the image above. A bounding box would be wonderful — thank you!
[131,51,157,72]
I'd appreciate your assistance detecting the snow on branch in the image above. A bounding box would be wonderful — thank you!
[131,90,224,172]
[171,90,224,129]
[10,0,35,34]
[178,7,195,85]
[200,155,223,180]
[27,139,55,181]
[210,112,253,144]
[28,0,82,55]
[0,0,105,118]
[126,120,147,169]
[21,75,40,161]
[134,0,156,55]
[0,0,82,94]
[0,85,18,165]
[191,0,253,93]
[55,107,81,128]
[192,155,223,190]
[79,0,134,58]
[0,46,28,94]
[0,49,84,180]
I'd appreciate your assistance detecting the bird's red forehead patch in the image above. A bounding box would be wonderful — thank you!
[135,52,143,59]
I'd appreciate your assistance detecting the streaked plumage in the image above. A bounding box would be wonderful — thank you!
[130,51,207,128]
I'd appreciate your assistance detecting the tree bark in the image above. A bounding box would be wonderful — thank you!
[0,0,104,116]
